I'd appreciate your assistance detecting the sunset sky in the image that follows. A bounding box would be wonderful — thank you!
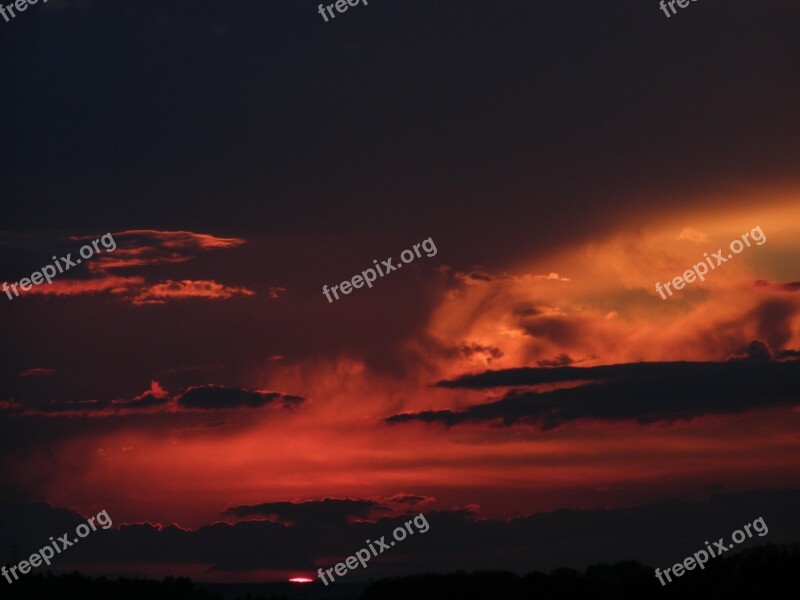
[2,0,800,586]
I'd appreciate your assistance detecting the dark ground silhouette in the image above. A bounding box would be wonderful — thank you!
[2,543,797,599]
[1,573,290,600]
[361,543,800,600]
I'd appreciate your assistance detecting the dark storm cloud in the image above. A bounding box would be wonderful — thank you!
[223,498,387,524]
[537,354,576,368]
[3,489,800,576]
[125,392,171,409]
[177,385,304,410]
[388,494,433,506]
[746,299,798,353]
[459,343,504,361]
[455,271,500,284]
[521,316,581,346]
[390,351,800,429]
[514,305,543,317]
[0,385,304,417]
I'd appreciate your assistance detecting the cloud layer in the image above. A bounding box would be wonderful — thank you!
[390,350,800,429]
[2,489,799,580]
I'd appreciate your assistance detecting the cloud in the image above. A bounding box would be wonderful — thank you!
[223,498,387,524]
[729,340,773,361]
[536,354,575,367]
[1,383,305,417]
[453,270,571,286]
[131,280,255,304]
[223,496,436,527]
[388,352,800,429]
[176,385,304,410]
[23,276,254,304]
[18,276,146,297]
[419,204,800,385]
[459,343,504,364]
[385,493,436,507]
[753,280,800,293]
[745,299,797,352]
[4,230,254,303]
[677,227,711,244]
[123,380,171,409]
[521,315,581,346]
[2,489,799,579]
[453,269,498,285]
[19,368,57,377]
[77,230,245,272]
[535,272,571,282]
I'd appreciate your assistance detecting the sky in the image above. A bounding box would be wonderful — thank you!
[1,0,800,586]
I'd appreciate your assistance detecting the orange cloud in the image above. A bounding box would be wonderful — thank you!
[19,275,146,297]
[85,229,246,272]
[1,381,304,418]
[421,197,800,375]
[131,280,255,304]
[10,230,255,304]
[677,227,711,244]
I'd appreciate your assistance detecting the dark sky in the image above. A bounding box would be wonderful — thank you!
[3,0,799,241]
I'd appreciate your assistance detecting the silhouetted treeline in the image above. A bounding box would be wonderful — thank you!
[1,572,290,600]
[360,543,800,600]
[3,544,798,599]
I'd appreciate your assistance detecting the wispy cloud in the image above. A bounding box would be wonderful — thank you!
[1,382,305,417]
[131,280,255,304]
[19,368,57,378]
[7,230,255,304]
[20,275,146,297]
[84,230,245,273]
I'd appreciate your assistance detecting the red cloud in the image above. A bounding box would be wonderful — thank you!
[84,230,246,273]
[12,230,255,304]
[19,276,146,297]
[131,280,255,304]
[19,368,57,377]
